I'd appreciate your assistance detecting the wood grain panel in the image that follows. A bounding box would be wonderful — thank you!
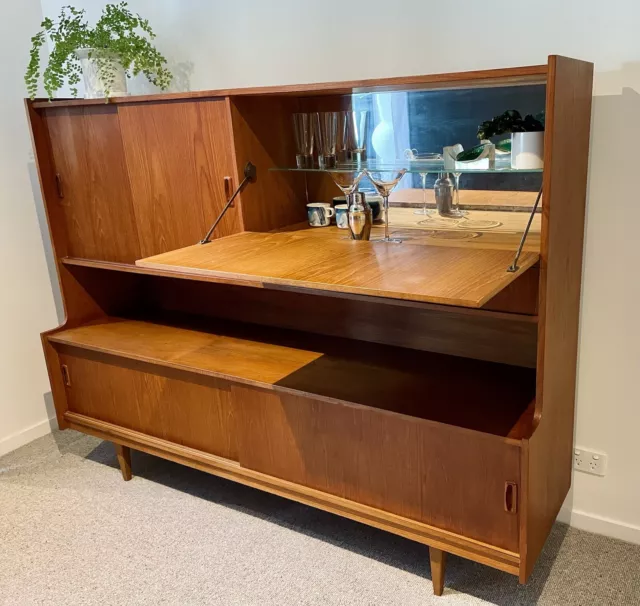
[49,315,536,438]
[44,106,140,263]
[136,232,539,308]
[147,275,538,367]
[229,96,307,231]
[60,351,238,460]
[521,55,594,581]
[65,411,521,575]
[118,99,241,257]
[236,385,521,551]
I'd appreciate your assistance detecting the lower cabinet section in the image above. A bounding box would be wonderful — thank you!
[234,385,521,552]
[60,351,238,461]
[58,349,521,553]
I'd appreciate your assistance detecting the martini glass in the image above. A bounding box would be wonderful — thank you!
[365,168,407,243]
[326,168,365,205]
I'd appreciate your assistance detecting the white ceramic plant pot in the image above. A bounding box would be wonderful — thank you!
[511,131,544,169]
[76,48,128,99]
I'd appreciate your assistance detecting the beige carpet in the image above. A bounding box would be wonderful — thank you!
[1,430,639,606]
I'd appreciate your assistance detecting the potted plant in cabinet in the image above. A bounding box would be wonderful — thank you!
[477,110,546,169]
[25,2,173,100]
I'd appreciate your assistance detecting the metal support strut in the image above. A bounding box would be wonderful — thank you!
[507,185,543,273]
[200,162,257,244]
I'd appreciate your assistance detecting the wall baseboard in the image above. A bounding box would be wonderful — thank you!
[0,417,57,458]
[557,507,640,545]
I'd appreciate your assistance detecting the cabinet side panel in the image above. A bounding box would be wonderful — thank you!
[119,99,241,257]
[522,56,593,581]
[229,96,307,231]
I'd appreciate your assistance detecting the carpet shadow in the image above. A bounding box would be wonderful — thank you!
[80,438,566,604]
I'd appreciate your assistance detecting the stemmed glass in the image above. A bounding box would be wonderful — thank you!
[450,171,467,218]
[326,168,365,204]
[365,168,407,243]
[404,150,443,215]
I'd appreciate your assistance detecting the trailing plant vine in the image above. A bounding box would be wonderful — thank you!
[25,2,173,99]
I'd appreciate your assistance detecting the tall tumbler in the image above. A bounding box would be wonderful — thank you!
[337,111,350,162]
[293,113,314,168]
[315,112,339,169]
[348,110,369,164]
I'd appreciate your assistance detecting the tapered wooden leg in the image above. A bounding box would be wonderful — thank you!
[429,547,447,596]
[115,443,132,481]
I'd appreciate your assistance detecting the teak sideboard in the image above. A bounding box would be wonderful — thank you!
[27,55,593,597]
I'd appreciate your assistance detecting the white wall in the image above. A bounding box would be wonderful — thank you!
[32,0,640,542]
[0,2,60,456]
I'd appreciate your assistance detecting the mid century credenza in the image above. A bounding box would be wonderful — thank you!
[27,55,593,597]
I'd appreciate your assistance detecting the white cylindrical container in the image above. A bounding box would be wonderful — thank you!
[76,48,128,99]
[511,132,544,169]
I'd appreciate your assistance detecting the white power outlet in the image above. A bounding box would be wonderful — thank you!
[574,448,607,476]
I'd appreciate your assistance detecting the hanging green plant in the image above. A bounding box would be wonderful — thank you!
[25,2,173,100]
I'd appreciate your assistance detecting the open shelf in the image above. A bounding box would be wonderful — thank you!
[135,231,538,308]
[270,164,543,175]
[50,314,536,439]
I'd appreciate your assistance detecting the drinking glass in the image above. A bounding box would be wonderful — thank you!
[337,111,350,162]
[293,113,314,168]
[403,150,443,215]
[365,168,407,243]
[315,112,338,169]
[326,169,365,200]
[348,110,369,164]
[450,171,467,218]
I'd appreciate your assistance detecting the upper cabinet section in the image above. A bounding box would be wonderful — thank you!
[38,99,241,263]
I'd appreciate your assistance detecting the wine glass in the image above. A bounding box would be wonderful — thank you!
[365,168,407,243]
[451,171,467,218]
[403,150,443,215]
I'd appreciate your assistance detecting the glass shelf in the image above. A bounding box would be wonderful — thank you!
[269,162,543,175]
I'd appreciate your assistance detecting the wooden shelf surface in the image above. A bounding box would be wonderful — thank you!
[135,231,538,308]
[30,64,547,109]
[50,315,536,439]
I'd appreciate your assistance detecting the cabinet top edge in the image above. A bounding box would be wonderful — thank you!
[29,64,549,109]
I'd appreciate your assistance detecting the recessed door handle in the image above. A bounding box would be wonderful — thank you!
[61,364,71,387]
[55,173,64,199]
[504,482,518,514]
[224,176,234,206]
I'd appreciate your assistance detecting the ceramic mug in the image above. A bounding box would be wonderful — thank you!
[367,196,383,222]
[307,202,335,227]
[335,204,349,229]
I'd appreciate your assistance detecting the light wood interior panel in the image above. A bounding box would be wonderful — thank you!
[44,106,141,263]
[48,315,536,438]
[229,96,307,231]
[235,385,521,551]
[136,231,539,308]
[118,99,240,257]
[146,275,538,367]
[60,350,238,460]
